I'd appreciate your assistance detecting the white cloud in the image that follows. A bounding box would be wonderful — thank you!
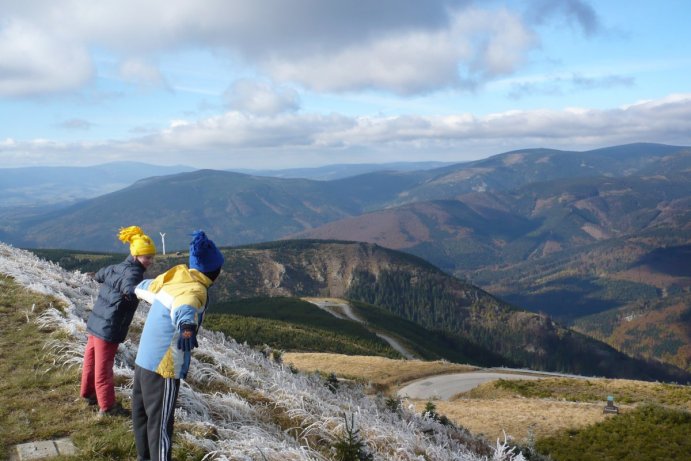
[224,80,300,115]
[152,112,353,150]
[0,19,92,96]
[0,0,537,97]
[264,8,536,94]
[2,94,690,168]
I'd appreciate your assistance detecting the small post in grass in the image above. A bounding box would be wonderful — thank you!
[603,395,619,414]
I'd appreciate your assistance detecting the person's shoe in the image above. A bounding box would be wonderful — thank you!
[75,395,98,406]
[97,403,130,418]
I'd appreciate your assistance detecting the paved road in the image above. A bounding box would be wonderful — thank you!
[304,297,417,359]
[375,332,416,359]
[397,371,542,400]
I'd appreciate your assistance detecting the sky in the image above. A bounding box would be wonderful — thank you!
[1,0,690,169]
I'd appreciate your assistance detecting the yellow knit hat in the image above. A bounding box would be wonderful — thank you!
[118,226,156,256]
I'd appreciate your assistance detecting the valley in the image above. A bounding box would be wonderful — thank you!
[3,230,691,460]
[2,144,690,453]
[32,240,691,383]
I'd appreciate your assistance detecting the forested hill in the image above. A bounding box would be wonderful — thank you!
[135,240,689,383]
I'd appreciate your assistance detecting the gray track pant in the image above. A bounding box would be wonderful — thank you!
[132,365,180,461]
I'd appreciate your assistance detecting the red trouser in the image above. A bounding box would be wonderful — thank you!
[80,334,120,411]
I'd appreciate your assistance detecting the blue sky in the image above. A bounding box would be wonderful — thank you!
[1,0,690,169]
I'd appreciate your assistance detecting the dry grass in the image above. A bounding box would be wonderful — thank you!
[283,352,476,388]
[463,377,691,410]
[284,353,691,447]
[419,376,691,444]
[408,398,612,444]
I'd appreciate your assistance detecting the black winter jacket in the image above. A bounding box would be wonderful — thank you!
[86,256,146,343]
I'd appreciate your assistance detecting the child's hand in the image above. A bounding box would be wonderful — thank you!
[177,324,198,351]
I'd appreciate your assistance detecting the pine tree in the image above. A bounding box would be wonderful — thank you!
[332,414,373,461]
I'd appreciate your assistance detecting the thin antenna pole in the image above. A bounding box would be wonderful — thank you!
[159,232,166,255]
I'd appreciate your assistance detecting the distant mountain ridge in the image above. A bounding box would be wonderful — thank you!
[5,143,688,252]
[0,161,196,207]
[298,172,691,271]
[230,160,455,180]
[3,167,439,251]
[388,143,690,206]
[0,160,453,208]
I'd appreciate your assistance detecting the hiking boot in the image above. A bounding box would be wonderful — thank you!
[97,403,130,418]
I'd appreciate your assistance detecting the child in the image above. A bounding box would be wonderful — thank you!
[132,230,224,461]
[80,226,156,417]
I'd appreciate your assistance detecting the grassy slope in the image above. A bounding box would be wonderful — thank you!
[283,352,691,459]
[3,270,691,461]
[0,274,205,461]
[452,377,691,458]
[537,405,691,461]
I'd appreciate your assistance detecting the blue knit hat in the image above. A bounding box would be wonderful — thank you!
[189,230,224,273]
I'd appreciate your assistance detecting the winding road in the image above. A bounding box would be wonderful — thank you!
[303,297,417,359]
[304,297,584,400]
[397,371,542,400]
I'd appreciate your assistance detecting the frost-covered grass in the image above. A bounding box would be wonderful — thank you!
[0,242,526,461]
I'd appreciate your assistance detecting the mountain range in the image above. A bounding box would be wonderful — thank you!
[32,240,690,383]
[2,142,690,371]
[0,160,451,209]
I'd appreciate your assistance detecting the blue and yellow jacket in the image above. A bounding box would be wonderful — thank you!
[134,264,212,379]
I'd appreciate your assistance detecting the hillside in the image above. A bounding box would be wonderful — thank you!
[113,239,687,383]
[298,173,691,273]
[388,143,691,206]
[0,242,528,461]
[202,296,508,367]
[4,169,430,251]
[294,173,691,369]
